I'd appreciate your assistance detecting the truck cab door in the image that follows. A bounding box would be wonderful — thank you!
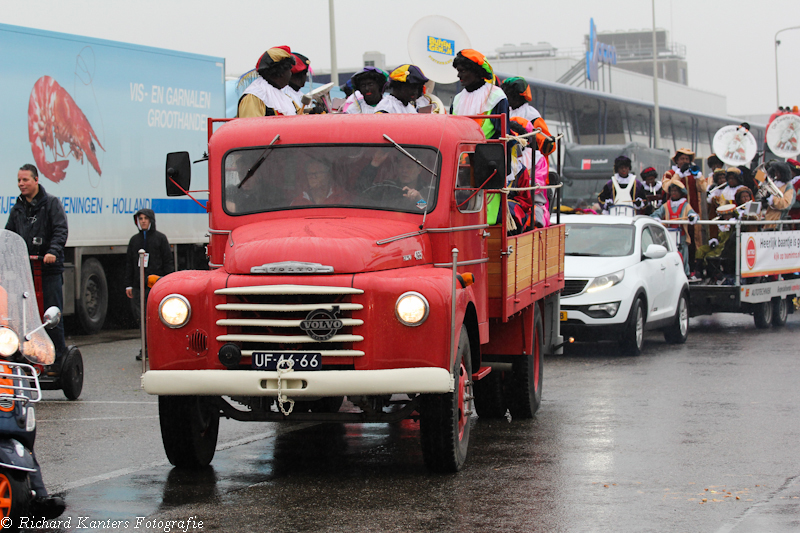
[451,148,489,329]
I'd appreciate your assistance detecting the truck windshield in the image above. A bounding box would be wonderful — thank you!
[565,223,635,257]
[223,145,439,215]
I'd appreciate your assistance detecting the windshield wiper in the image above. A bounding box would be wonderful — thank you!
[566,252,603,257]
[382,134,436,176]
[238,134,280,189]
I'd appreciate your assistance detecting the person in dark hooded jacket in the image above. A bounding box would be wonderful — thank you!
[125,208,174,360]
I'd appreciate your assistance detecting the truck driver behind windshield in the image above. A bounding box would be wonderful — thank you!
[358,152,435,211]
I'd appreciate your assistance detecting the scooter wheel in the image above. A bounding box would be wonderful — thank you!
[0,468,31,528]
[61,346,84,401]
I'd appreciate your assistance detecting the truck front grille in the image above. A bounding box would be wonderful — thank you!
[214,284,364,359]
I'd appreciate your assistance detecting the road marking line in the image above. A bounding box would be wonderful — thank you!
[38,416,159,422]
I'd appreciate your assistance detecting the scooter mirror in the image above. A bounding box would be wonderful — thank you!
[43,307,61,329]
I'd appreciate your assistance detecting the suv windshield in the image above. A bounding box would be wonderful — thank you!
[565,223,635,257]
[223,145,439,215]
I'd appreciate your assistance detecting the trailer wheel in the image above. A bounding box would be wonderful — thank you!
[507,307,543,419]
[473,371,507,419]
[419,325,472,473]
[663,292,689,344]
[620,297,645,356]
[61,346,84,400]
[76,258,108,334]
[753,301,773,329]
[772,297,788,327]
[159,396,219,468]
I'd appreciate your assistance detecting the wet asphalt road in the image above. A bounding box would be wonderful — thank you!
[28,314,800,532]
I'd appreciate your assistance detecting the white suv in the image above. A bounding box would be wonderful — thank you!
[560,214,689,355]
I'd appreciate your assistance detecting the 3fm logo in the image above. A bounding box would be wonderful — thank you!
[581,159,591,170]
[746,236,757,269]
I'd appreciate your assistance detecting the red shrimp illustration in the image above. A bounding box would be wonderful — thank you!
[27,75,104,183]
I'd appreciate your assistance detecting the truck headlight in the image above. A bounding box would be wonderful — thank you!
[159,295,191,328]
[0,327,20,356]
[586,270,625,293]
[395,292,429,326]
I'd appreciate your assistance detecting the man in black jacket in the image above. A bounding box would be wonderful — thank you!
[5,163,69,367]
[125,208,174,360]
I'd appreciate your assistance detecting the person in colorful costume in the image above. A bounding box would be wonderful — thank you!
[707,167,745,207]
[757,161,796,224]
[662,148,705,274]
[597,155,647,214]
[344,67,388,114]
[237,46,298,118]
[502,77,555,158]
[640,167,663,215]
[651,178,699,275]
[450,49,510,226]
[374,65,427,114]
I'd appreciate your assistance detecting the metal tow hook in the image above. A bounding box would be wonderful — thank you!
[276,359,296,416]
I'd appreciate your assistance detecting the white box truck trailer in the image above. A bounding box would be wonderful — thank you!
[0,23,225,332]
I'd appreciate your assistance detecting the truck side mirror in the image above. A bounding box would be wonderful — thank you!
[166,152,191,196]
[474,144,506,190]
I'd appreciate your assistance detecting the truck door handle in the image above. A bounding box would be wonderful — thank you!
[482,230,490,238]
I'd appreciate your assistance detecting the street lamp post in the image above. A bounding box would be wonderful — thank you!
[775,26,800,108]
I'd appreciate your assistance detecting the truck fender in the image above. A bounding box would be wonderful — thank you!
[0,439,37,473]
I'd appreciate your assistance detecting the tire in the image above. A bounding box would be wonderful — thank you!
[76,258,108,334]
[620,298,645,356]
[473,371,507,419]
[419,325,472,473]
[507,307,543,419]
[0,469,30,530]
[60,346,84,401]
[159,396,220,468]
[772,298,788,327]
[753,301,773,329]
[663,292,689,344]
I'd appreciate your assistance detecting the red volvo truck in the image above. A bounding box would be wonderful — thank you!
[141,113,565,472]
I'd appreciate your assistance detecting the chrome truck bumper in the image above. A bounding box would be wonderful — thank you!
[142,368,454,397]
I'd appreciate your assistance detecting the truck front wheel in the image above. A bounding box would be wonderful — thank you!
[419,325,472,472]
[507,307,543,419]
[159,396,220,468]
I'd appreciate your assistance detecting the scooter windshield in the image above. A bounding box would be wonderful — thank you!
[0,230,55,365]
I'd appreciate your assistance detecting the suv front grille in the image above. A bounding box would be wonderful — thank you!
[214,284,364,359]
[562,279,589,297]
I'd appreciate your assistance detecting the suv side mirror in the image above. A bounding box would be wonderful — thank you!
[166,152,191,196]
[643,244,667,260]
[474,144,506,190]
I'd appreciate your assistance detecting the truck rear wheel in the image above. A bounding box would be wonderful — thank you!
[772,297,788,327]
[159,396,219,468]
[76,258,108,334]
[473,372,507,419]
[419,325,472,472]
[753,301,773,329]
[507,307,543,419]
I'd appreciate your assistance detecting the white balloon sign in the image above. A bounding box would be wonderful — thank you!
[407,16,471,84]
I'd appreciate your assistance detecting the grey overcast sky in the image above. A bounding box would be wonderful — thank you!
[3,0,799,117]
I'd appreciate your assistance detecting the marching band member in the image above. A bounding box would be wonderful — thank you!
[640,167,663,214]
[758,161,796,223]
[707,167,745,207]
[651,178,699,276]
[597,156,647,214]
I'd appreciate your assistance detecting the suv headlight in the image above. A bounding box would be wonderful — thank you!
[395,292,429,326]
[0,327,20,356]
[159,295,191,328]
[586,270,625,293]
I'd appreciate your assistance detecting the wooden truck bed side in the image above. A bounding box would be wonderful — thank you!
[487,224,565,320]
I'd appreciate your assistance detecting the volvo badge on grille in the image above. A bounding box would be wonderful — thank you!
[251,261,334,274]
[300,306,343,341]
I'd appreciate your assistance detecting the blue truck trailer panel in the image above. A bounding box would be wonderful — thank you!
[0,23,224,246]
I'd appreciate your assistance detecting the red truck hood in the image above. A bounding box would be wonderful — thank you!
[224,217,431,275]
